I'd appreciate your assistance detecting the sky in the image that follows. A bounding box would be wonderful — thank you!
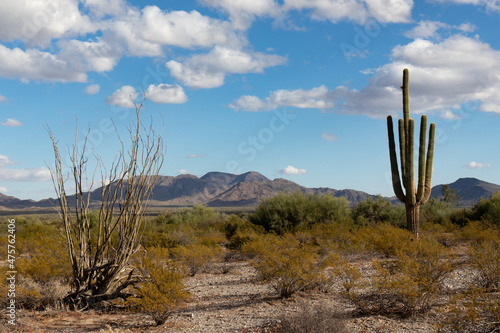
[0,0,500,201]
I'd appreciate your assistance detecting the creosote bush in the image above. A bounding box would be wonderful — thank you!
[128,247,190,326]
[274,301,348,333]
[170,243,223,276]
[243,234,335,298]
[335,237,453,318]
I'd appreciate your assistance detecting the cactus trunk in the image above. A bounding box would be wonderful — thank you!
[387,69,436,237]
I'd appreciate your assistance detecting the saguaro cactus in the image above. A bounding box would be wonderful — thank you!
[387,68,436,236]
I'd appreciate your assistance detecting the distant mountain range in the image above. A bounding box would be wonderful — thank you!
[0,172,499,213]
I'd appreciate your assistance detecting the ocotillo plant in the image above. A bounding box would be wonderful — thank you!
[387,68,436,236]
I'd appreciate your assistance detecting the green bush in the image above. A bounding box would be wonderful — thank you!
[470,191,500,226]
[249,192,351,234]
[352,196,405,227]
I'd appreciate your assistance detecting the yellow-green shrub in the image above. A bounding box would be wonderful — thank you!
[439,288,500,333]
[355,222,416,257]
[128,247,190,326]
[336,238,452,317]
[170,244,222,276]
[243,234,334,298]
[469,239,500,291]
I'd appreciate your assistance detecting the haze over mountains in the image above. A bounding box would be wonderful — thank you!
[0,172,499,212]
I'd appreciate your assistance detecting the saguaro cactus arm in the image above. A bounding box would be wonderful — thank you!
[387,116,405,202]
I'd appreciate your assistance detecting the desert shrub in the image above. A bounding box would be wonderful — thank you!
[337,238,452,318]
[352,196,405,227]
[274,301,348,333]
[249,192,351,234]
[439,288,500,333]
[421,197,456,225]
[308,221,362,254]
[470,192,500,226]
[128,247,190,326]
[17,237,72,284]
[355,222,416,257]
[243,234,334,298]
[469,239,500,291]
[460,221,500,244]
[164,204,227,229]
[170,244,223,276]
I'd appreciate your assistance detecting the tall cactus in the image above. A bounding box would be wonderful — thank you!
[387,68,436,237]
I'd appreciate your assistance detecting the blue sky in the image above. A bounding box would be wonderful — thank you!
[1,0,500,201]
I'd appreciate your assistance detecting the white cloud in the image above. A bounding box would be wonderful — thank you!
[278,165,307,175]
[322,133,338,141]
[0,155,16,167]
[283,0,413,24]
[58,37,123,73]
[465,161,492,169]
[167,46,286,89]
[404,20,477,39]
[109,6,239,57]
[178,169,192,175]
[105,86,139,108]
[186,154,207,158]
[0,94,6,102]
[0,186,7,193]
[0,0,96,48]
[145,84,188,104]
[1,118,22,127]
[83,0,128,18]
[429,0,500,12]
[0,45,87,82]
[0,167,51,182]
[85,84,100,95]
[230,85,333,111]
[200,0,280,29]
[232,34,500,117]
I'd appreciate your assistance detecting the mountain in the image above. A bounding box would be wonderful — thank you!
[1,174,499,212]
[430,178,500,206]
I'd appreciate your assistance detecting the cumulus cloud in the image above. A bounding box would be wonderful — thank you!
[145,84,188,104]
[0,45,87,82]
[230,85,331,111]
[58,37,123,72]
[277,165,307,175]
[109,6,238,57]
[465,161,492,169]
[1,118,22,127]
[0,94,6,102]
[430,0,500,12]
[0,155,16,167]
[321,133,338,141]
[178,169,192,175]
[231,34,500,117]
[186,154,207,158]
[105,85,139,108]
[167,46,287,88]
[404,20,477,39]
[282,0,413,24]
[0,167,51,182]
[200,0,280,29]
[0,186,7,193]
[85,84,100,95]
[0,0,96,48]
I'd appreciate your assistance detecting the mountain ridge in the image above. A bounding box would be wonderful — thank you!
[0,173,499,211]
